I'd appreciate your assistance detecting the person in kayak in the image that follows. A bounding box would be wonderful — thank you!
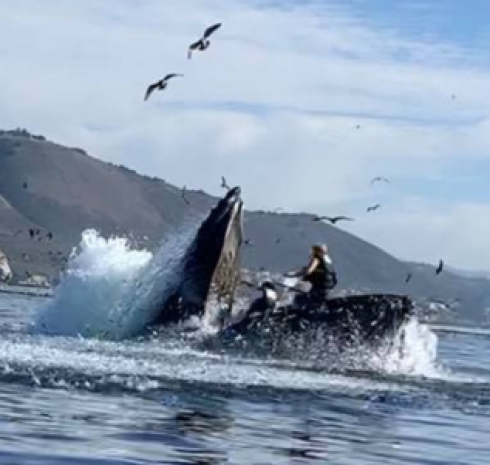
[285,244,338,308]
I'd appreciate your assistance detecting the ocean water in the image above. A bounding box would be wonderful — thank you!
[0,231,488,464]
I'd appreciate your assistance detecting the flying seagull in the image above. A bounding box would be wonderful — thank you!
[188,23,222,59]
[370,176,390,185]
[313,215,354,224]
[220,176,230,191]
[144,74,184,101]
[366,204,381,213]
[435,259,444,275]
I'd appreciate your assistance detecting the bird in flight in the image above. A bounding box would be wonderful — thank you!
[188,23,222,59]
[313,215,354,224]
[366,204,381,213]
[221,176,230,191]
[435,259,444,275]
[405,272,412,283]
[370,176,390,185]
[144,74,183,101]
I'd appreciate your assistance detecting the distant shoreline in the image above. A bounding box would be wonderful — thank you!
[0,285,487,332]
[0,284,53,298]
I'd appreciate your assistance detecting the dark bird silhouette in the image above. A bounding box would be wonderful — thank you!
[313,215,353,224]
[29,228,35,239]
[144,74,184,101]
[23,182,28,190]
[370,176,390,185]
[405,272,412,283]
[435,259,444,275]
[275,238,281,244]
[366,204,381,213]
[46,232,53,240]
[188,23,222,59]
[181,186,190,205]
[220,176,230,191]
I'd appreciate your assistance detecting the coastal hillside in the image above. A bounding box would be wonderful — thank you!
[0,129,488,324]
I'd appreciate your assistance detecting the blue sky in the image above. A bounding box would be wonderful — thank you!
[344,0,490,48]
[0,0,489,269]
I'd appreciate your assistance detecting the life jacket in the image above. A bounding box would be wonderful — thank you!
[304,254,337,292]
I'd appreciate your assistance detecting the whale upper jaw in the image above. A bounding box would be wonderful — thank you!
[151,187,244,326]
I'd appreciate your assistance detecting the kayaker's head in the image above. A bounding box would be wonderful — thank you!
[311,243,327,259]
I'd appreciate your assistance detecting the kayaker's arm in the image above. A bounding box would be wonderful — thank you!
[285,258,319,279]
[304,257,320,276]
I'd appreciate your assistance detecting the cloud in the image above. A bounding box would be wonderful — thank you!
[0,0,489,269]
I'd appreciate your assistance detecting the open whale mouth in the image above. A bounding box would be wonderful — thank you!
[151,187,244,326]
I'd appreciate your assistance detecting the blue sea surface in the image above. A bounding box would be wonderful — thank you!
[0,291,488,464]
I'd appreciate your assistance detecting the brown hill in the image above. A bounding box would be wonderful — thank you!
[0,128,488,324]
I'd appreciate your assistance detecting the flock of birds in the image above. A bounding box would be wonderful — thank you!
[19,23,220,277]
[223,172,446,283]
[1,22,450,304]
[144,23,222,102]
[313,174,445,284]
[144,22,446,287]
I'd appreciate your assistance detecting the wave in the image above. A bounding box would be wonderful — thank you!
[0,332,488,416]
[31,225,199,339]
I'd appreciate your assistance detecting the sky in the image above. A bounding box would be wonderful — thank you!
[0,0,489,271]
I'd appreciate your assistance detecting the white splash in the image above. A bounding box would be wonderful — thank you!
[31,223,200,340]
[369,318,445,378]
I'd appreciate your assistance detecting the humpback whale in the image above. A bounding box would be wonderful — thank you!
[147,186,414,349]
[221,292,414,351]
[149,186,244,327]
